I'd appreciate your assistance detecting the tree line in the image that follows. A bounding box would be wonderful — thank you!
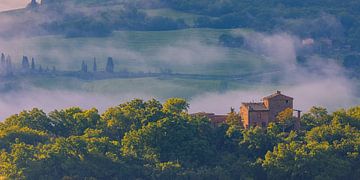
[81,57,114,73]
[0,98,359,179]
[0,53,13,76]
[0,53,119,78]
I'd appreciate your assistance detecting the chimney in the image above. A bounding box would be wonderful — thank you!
[276,90,281,94]
[294,110,301,130]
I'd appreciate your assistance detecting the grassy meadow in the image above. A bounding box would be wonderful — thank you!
[0,27,286,101]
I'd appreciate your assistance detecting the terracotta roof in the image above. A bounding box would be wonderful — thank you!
[263,91,293,100]
[191,112,227,124]
[242,103,268,111]
[191,112,215,116]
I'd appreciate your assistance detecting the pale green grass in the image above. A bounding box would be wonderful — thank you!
[26,76,265,99]
[6,29,270,75]
[2,28,277,99]
[142,8,208,26]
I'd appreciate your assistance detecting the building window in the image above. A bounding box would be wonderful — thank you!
[286,100,289,104]
[253,122,257,127]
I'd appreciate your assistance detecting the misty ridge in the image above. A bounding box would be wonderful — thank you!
[0,0,187,38]
[0,0,359,120]
[0,0,352,40]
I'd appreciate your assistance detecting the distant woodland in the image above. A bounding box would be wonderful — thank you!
[6,0,358,71]
[0,98,359,179]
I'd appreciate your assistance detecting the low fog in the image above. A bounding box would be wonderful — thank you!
[190,32,359,114]
[0,88,153,120]
[0,5,359,120]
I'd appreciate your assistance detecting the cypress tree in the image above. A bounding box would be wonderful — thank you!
[81,61,88,73]
[1,53,5,64]
[6,55,12,75]
[0,53,5,73]
[31,58,35,70]
[106,57,114,73]
[93,57,97,72]
[22,56,30,70]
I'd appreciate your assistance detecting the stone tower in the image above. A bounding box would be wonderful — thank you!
[263,91,293,122]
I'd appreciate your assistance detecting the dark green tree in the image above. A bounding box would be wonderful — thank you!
[31,58,35,71]
[106,57,114,73]
[93,57,97,72]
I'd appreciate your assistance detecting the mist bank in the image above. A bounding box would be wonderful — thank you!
[1,75,358,121]
[0,87,154,120]
[189,31,360,114]
[0,11,359,120]
[190,78,359,115]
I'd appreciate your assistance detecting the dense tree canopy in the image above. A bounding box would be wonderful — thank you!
[0,99,359,179]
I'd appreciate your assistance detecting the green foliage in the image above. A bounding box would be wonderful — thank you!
[2,108,52,133]
[263,109,360,180]
[240,127,280,160]
[301,106,332,130]
[0,126,49,150]
[225,108,242,128]
[162,98,189,114]
[47,107,100,137]
[121,115,216,167]
[0,99,359,179]
[277,108,297,132]
[100,99,165,140]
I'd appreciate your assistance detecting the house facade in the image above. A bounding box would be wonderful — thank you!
[193,91,300,129]
[240,91,294,128]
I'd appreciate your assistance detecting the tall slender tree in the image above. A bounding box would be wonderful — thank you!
[6,55,12,75]
[31,58,35,71]
[226,107,242,128]
[93,57,97,72]
[22,56,30,70]
[81,61,88,73]
[0,53,5,74]
[106,57,114,73]
[1,53,5,65]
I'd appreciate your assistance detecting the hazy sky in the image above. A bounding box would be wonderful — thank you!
[0,0,30,12]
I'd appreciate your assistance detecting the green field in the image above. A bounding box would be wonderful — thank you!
[5,28,270,74]
[0,7,359,117]
[25,76,261,99]
[6,27,359,109]
[143,8,208,26]
[1,28,284,100]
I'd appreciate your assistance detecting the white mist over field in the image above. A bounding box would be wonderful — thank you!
[0,4,359,120]
[1,32,359,119]
[0,30,359,120]
[0,88,153,119]
[190,32,359,114]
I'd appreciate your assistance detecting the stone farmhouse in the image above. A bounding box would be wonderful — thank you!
[194,91,301,129]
